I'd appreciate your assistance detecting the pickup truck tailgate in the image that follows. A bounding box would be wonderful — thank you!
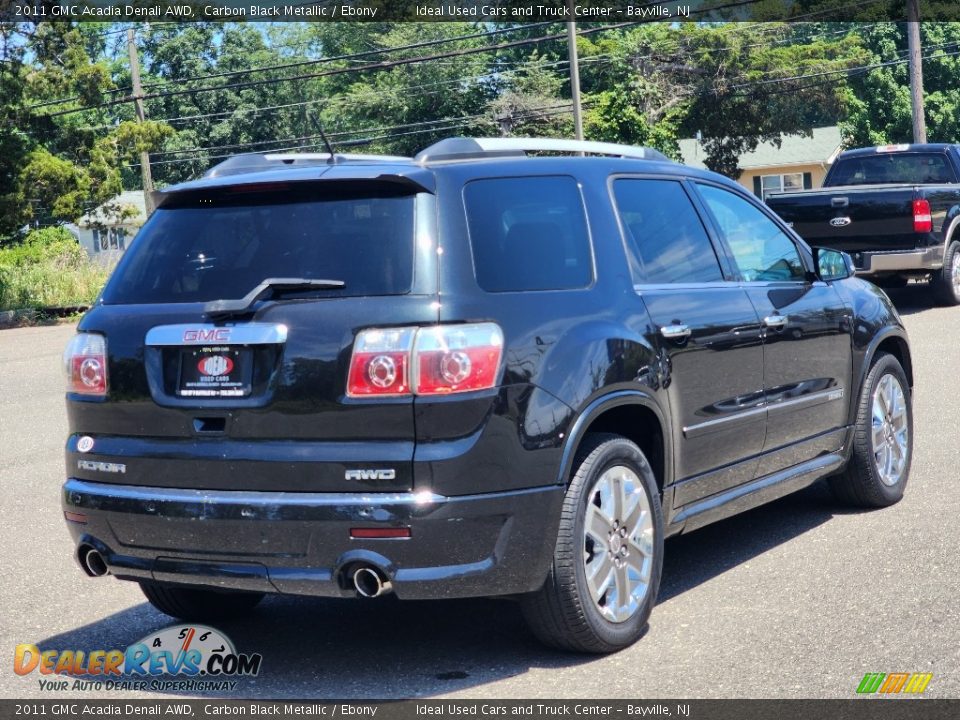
[767,185,919,252]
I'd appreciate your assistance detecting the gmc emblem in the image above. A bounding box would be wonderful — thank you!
[183,328,231,343]
[345,469,397,481]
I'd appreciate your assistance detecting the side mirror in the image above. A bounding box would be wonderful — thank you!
[815,247,854,281]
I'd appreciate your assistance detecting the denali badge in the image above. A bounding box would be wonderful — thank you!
[345,469,396,481]
[830,216,852,227]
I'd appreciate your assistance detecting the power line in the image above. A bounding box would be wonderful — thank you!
[77,53,614,133]
[28,22,555,111]
[32,22,652,119]
[127,101,589,169]
[139,22,559,90]
[73,24,869,134]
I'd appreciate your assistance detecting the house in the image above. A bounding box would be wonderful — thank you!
[678,125,844,199]
[72,190,148,264]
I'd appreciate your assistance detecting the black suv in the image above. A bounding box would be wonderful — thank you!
[63,137,913,652]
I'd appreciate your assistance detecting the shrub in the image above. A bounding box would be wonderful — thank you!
[0,227,110,311]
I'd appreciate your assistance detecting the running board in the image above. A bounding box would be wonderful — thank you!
[672,453,845,534]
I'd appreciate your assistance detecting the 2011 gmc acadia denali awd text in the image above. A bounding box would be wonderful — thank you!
[62,138,914,652]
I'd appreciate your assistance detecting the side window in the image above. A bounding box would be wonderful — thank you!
[612,178,723,284]
[697,184,807,282]
[463,176,592,292]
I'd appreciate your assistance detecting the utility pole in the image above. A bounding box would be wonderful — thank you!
[906,0,927,144]
[127,27,155,215]
[566,16,584,142]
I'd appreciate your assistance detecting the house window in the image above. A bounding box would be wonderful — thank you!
[109,228,126,250]
[760,173,804,199]
[91,229,100,253]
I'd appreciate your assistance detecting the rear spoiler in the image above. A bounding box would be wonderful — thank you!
[150,172,435,211]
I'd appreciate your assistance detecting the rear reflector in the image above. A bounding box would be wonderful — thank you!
[350,527,411,539]
[913,199,932,233]
[63,511,88,524]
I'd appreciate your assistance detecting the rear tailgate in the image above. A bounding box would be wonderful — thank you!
[767,185,919,252]
[67,179,438,493]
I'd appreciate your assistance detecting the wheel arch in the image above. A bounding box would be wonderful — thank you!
[852,330,913,422]
[557,391,671,494]
[942,207,960,252]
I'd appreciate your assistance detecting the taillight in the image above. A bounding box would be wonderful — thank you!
[64,333,108,395]
[347,327,415,397]
[913,199,932,233]
[346,323,503,398]
[413,323,504,395]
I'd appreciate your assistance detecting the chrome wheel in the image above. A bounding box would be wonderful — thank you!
[582,465,654,623]
[871,374,909,486]
[951,251,960,298]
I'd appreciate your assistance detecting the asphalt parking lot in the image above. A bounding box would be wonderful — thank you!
[1,285,957,700]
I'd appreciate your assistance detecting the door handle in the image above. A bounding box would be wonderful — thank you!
[763,314,788,330]
[660,323,692,340]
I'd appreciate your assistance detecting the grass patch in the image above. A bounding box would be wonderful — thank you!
[0,227,110,311]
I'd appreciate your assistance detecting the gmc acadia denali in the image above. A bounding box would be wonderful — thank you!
[62,137,914,652]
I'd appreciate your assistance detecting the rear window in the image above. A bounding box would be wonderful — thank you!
[463,176,593,292]
[101,183,416,304]
[828,152,957,185]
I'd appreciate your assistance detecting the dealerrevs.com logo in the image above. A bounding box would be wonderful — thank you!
[856,672,933,695]
[14,624,262,693]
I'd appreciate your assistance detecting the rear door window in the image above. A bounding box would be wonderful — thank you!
[612,178,724,284]
[463,176,593,292]
[101,182,417,304]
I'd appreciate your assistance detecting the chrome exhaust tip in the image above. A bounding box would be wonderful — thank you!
[82,548,109,577]
[353,566,392,598]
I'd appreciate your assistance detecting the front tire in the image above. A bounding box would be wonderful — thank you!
[521,433,664,653]
[829,352,912,507]
[932,239,960,306]
[140,582,264,621]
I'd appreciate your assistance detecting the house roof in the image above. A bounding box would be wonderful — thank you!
[78,190,147,228]
[679,125,843,172]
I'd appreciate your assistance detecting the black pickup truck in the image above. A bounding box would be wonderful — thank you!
[766,143,960,305]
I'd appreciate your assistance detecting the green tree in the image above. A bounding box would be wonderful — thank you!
[840,23,960,146]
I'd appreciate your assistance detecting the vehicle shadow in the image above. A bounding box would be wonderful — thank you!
[32,485,850,699]
[880,283,941,316]
[659,482,841,603]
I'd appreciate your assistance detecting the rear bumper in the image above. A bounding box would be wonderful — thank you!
[853,246,944,275]
[62,478,564,600]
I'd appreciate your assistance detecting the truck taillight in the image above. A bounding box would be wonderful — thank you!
[913,199,932,233]
[347,323,503,398]
[64,333,108,396]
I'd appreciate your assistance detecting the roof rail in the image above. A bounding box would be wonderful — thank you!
[203,151,411,179]
[414,137,672,164]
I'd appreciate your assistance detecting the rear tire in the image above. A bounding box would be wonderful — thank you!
[521,433,663,653]
[932,240,960,306]
[140,582,264,621]
[829,353,912,508]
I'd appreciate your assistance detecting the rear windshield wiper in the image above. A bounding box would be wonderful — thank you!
[204,277,346,318]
